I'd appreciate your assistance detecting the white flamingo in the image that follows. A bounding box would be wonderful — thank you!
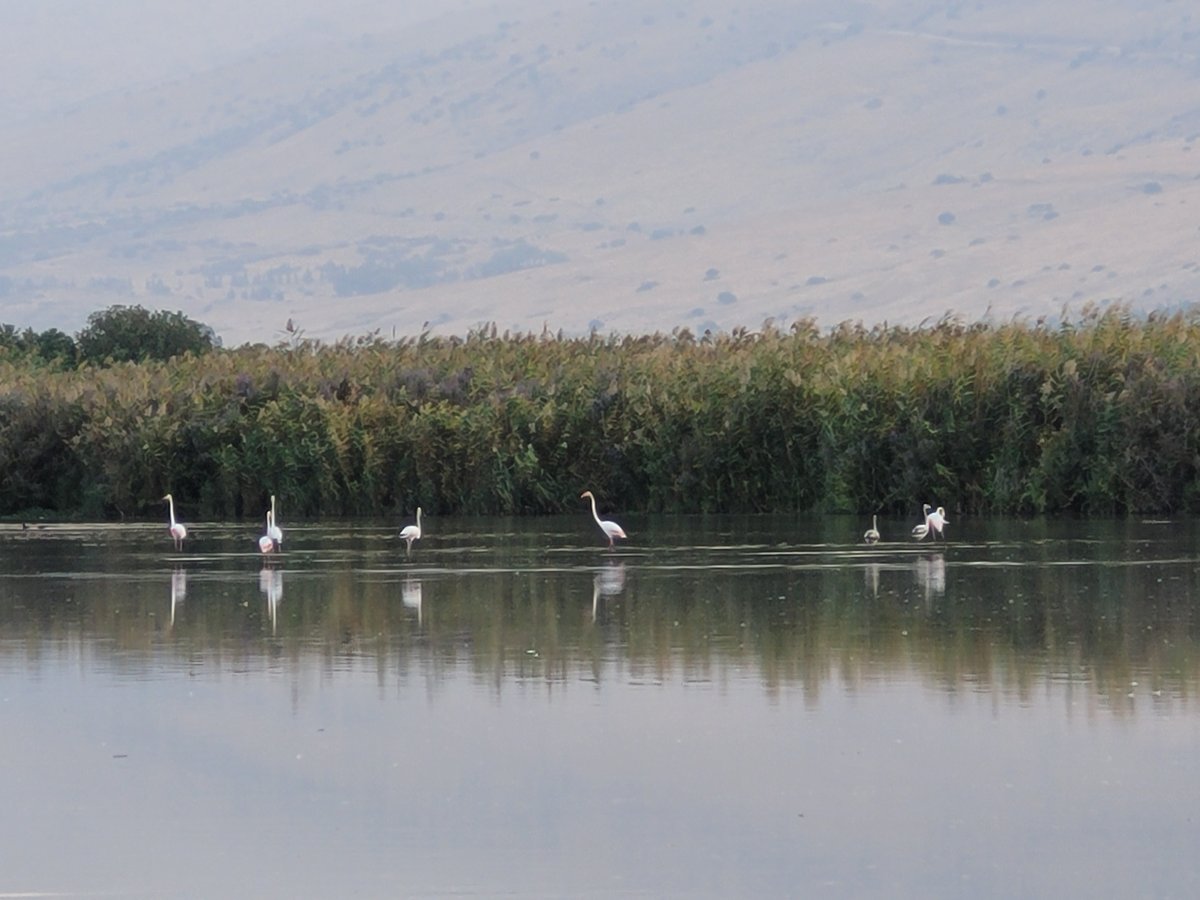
[864,515,880,544]
[258,510,277,554]
[581,490,627,548]
[912,504,932,541]
[927,506,949,540]
[399,508,422,555]
[163,493,187,551]
[268,495,283,547]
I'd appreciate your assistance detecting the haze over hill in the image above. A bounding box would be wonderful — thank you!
[2,0,1198,345]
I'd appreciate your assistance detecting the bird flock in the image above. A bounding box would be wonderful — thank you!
[865,504,950,544]
[161,489,630,555]
[162,492,946,554]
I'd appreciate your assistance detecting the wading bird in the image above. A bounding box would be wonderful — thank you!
[163,493,187,551]
[864,515,881,544]
[581,490,627,548]
[927,506,948,540]
[268,495,283,548]
[912,504,932,541]
[259,510,277,554]
[399,507,422,555]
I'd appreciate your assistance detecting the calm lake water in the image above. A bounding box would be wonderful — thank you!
[1,514,1199,898]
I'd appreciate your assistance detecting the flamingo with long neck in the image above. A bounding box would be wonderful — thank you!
[581,490,627,548]
[927,506,948,540]
[268,495,283,547]
[864,515,880,544]
[912,504,932,541]
[259,510,277,554]
[399,508,422,555]
[163,493,187,551]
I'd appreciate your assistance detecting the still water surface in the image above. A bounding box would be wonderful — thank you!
[1,515,1199,898]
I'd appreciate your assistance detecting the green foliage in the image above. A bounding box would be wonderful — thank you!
[76,305,217,365]
[0,324,78,367]
[3,305,1200,519]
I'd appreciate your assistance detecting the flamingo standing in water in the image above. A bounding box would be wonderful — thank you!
[864,515,881,544]
[399,508,422,555]
[912,504,932,541]
[927,506,949,541]
[268,495,283,548]
[581,490,627,548]
[258,510,277,554]
[163,493,187,551]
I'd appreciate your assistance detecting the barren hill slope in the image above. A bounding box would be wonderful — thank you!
[2,0,1198,344]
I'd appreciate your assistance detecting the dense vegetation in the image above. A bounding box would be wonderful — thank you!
[2,305,1200,519]
[1,305,216,367]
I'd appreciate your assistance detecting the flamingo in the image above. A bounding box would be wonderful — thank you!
[399,507,422,555]
[863,515,880,544]
[581,490,627,548]
[927,506,949,540]
[258,510,277,554]
[268,494,283,547]
[912,504,932,541]
[163,493,187,550]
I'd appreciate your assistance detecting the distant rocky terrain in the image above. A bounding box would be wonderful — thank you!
[2,0,1198,345]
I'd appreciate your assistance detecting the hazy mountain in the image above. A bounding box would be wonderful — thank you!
[2,0,1198,345]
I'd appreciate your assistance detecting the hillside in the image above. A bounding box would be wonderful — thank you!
[1,0,1199,344]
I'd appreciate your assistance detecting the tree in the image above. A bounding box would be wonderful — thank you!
[33,328,77,364]
[0,324,77,365]
[76,305,218,365]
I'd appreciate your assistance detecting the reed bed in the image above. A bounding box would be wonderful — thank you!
[3,305,1200,519]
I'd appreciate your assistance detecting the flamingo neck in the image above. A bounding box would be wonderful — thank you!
[588,494,602,526]
[167,498,177,527]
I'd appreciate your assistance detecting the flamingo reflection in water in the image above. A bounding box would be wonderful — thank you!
[863,562,881,597]
[913,553,946,606]
[260,565,283,633]
[402,578,423,625]
[591,562,627,622]
[170,568,187,627]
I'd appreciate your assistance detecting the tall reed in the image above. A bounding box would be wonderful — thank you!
[3,306,1200,518]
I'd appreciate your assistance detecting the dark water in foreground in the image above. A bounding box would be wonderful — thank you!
[1,514,1199,898]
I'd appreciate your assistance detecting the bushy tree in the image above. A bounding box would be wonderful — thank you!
[0,324,77,365]
[32,328,77,364]
[76,305,218,365]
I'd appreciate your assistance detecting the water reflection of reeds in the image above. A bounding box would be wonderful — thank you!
[1,547,1198,716]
